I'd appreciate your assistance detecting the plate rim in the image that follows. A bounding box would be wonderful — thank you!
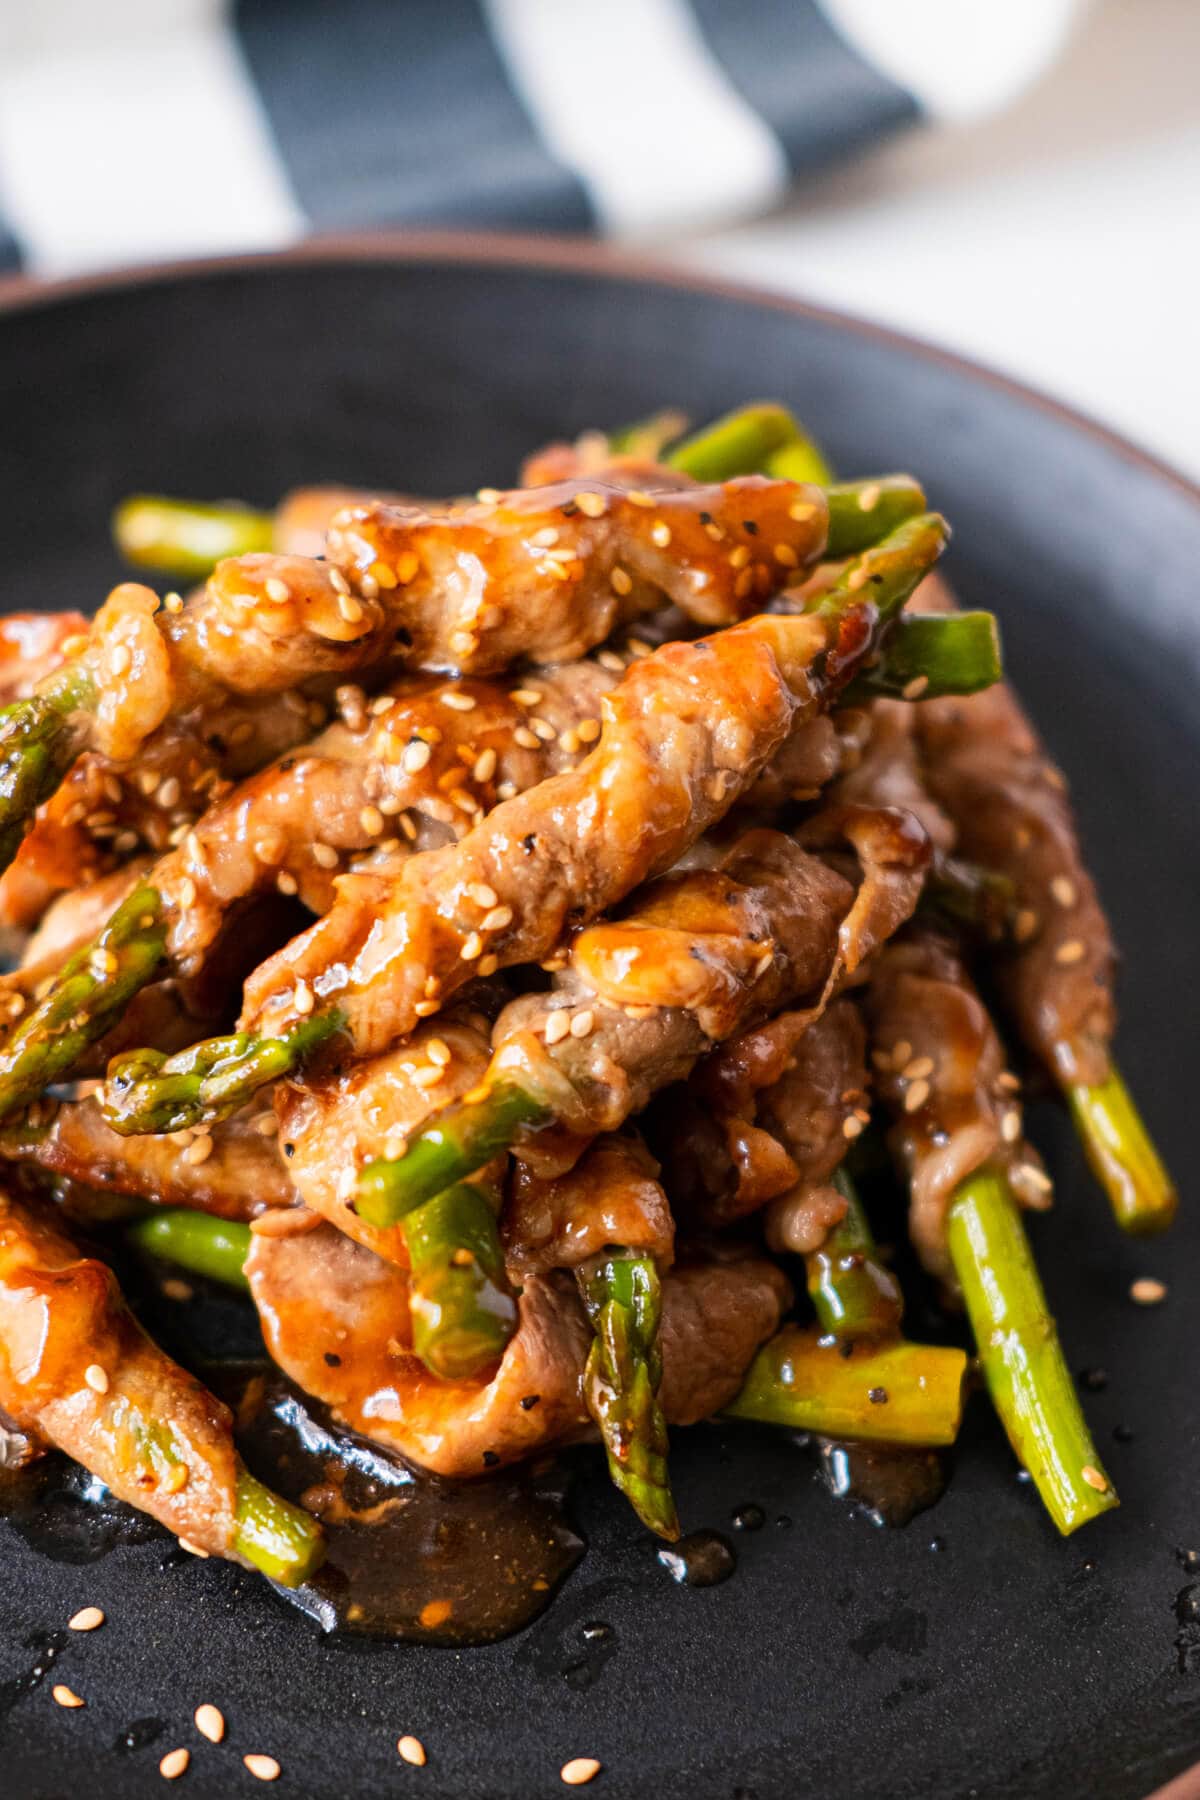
[1,228,1197,510]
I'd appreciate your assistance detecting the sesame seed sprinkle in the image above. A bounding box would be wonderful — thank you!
[293,980,314,1015]
[404,740,432,773]
[84,1363,109,1395]
[68,1607,104,1632]
[159,1748,190,1780]
[561,1758,602,1786]
[1081,1465,1108,1492]
[1050,877,1077,908]
[243,1754,281,1782]
[904,1080,931,1114]
[1130,1276,1167,1305]
[902,675,930,701]
[1055,939,1086,965]
[264,577,291,604]
[773,543,799,568]
[575,492,606,518]
[460,933,484,962]
[52,1685,85,1708]
[610,566,633,597]
[569,1009,595,1039]
[441,690,476,712]
[312,842,339,870]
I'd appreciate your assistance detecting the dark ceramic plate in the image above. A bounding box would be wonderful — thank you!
[0,239,1198,1800]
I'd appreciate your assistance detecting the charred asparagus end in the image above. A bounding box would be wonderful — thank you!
[0,882,167,1124]
[233,1469,325,1587]
[103,1009,345,1137]
[404,1180,518,1380]
[127,1211,251,1291]
[356,1081,552,1226]
[841,611,1002,706]
[1067,1067,1178,1236]
[113,495,274,581]
[580,1251,679,1541]
[0,666,96,875]
[725,1327,967,1446]
[946,1167,1118,1534]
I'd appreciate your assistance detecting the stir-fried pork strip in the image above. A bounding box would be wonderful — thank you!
[271,486,414,559]
[0,1189,241,1552]
[131,658,618,984]
[865,929,1051,1282]
[274,1012,498,1266]
[914,675,1115,1088]
[247,1224,788,1477]
[324,473,827,676]
[241,608,854,1052]
[503,1133,674,1278]
[653,1000,866,1241]
[834,698,955,852]
[0,1089,292,1222]
[481,810,925,1178]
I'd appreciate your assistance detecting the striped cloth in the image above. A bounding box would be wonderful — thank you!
[0,0,1085,276]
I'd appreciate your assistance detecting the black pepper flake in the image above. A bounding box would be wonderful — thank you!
[207,734,227,755]
[482,1450,500,1468]
[839,1339,854,1359]
[324,1351,342,1367]
[521,833,537,855]
[868,1386,888,1405]
[283,1142,295,1158]
[560,500,579,517]
[519,1394,541,1411]
[277,758,296,772]
[743,520,758,535]
[394,627,413,648]
[699,510,713,525]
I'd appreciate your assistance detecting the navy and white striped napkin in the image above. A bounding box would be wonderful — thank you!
[0,0,1085,277]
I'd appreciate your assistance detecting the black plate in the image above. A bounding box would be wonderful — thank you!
[0,239,1197,1800]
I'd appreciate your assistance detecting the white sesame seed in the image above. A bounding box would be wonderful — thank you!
[178,1538,209,1559]
[773,543,799,568]
[403,740,432,774]
[441,691,477,712]
[468,882,499,909]
[397,1736,427,1767]
[426,1038,451,1067]
[1001,1109,1022,1143]
[109,644,132,677]
[513,726,540,750]
[610,566,632,597]
[338,592,364,625]
[561,1758,602,1786]
[293,980,314,1015]
[328,566,351,596]
[903,1080,931,1114]
[903,1056,934,1081]
[544,1012,570,1045]
[857,483,882,512]
[68,1607,105,1632]
[650,522,671,548]
[312,842,339,869]
[626,489,654,508]
[1055,939,1086,965]
[52,1684,85,1708]
[159,1748,190,1780]
[728,545,751,570]
[84,1364,109,1395]
[510,688,542,707]
[276,871,298,897]
[1081,1465,1109,1493]
[412,1064,443,1089]
[576,718,601,744]
[243,1754,281,1782]
[575,492,606,518]
[473,748,497,783]
[1050,877,1077,908]
[184,1134,214,1167]
[902,675,930,701]
[157,776,182,810]
[481,906,513,933]
[788,500,817,522]
[842,1115,864,1140]
[1014,908,1040,943]
[360,805,385,837]
[460,933,484,962]
[569,1009,595,1039]
[264,577,291,604]
[1130,1277,1167,1305]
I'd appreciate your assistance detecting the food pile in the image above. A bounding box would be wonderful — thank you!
[0,405,1174,1590]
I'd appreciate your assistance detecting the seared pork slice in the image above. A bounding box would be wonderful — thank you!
[0,1090,292,1222]
[0,1191,240,1553]
[324,473,828,674]
[241,609,844,1052]
[864,929,1050,1282]
[503,1134,674,1278]
[247,1227,789,1476]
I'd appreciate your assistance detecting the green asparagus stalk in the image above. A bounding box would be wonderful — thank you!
[579,1251,679,1541]
[0,883,167,1124]
[824,475,928,558]
[233,1468,326,1586]
[946,1167,1117,1534]
[605,409,690,461]
[1067,1067,1177,1235]
[358,1083,550,1225]
[724,1327,967,1447]
[128,1210,251,1290]
[763,434,835,488]
[102,1010,344,1136]
[841,611,1002,705]
[0,664,96,874]
[113,494,274,582]
[806,1170,904,1341]
[663,402,805,482]
[404,1180,518,1379]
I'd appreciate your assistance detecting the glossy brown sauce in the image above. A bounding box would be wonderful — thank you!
[817,1437,949,1527]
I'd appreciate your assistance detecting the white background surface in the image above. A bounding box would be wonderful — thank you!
[674,0,1200,481]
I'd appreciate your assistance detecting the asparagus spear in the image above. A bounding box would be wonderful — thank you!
[664,402,813,483]
[404,1180,518,1379]
[578,1251,678,1541]
[946,1167,1117,1534]
[233,1468,326,1586]
[103,1011,344,1136]
[841,611,1002,705]
[0,883,167,1124]
[725,1328,967,1447]
[1067,1069,1177,1235]
[0,664,95,872]
[128,1210,251,1290]
[806,1170,904,1341]
[825,476,927,558]
[113,495,274,582]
